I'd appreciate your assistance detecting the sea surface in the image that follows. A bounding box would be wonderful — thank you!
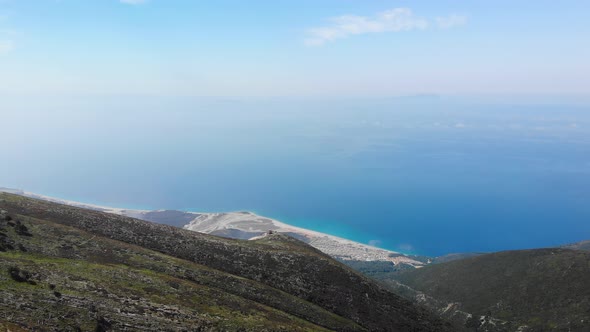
[3,96,590,256]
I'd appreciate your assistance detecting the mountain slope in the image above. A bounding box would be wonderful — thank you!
[0,189,426,268]
[391,249,590,331]
[0,206,358,331]
[0,192,452,331]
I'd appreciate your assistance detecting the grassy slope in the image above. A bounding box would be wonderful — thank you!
[392,249,590,331]
[0,212,355,331]
[0,192,451,331]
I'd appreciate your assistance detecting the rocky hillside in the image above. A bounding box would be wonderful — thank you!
[389,249,590,331]
[0,188,426,269]
[0,192,452,331]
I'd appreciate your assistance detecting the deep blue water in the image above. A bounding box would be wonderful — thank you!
[3,96,590,256]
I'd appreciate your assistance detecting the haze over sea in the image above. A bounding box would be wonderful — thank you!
[3,96,590,256]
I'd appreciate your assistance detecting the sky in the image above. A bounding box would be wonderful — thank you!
[1,0,589,97]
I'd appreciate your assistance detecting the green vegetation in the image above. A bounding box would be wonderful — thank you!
[389,249,590,331]
[0,211,343,331]
[0,252,331,331]
[0,192,451,331]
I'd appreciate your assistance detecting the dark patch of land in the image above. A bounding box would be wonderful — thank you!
[209,228,263,240]
[137,210,199,228]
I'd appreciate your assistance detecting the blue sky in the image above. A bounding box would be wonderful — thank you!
[0,0,589,97]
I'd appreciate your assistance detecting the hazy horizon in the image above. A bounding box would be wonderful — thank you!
[3,96,590,256]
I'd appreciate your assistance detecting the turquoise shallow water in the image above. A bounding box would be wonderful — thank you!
[3,97,590,256]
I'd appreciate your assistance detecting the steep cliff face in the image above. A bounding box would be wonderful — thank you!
[0,192,452,331]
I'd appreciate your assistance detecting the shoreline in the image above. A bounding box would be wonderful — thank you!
[1,187,402,253]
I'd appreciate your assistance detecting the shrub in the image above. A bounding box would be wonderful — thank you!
[0,240,14,252]
[14,222,32,236]
[95,317,112,332]
[8,266,32,283]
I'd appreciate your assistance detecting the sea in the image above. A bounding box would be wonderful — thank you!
[3,95,590,256]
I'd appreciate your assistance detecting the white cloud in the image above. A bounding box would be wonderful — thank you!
[305,8,428,46]
[0,40,14,54]
[436,14,468,29]
[119,0,147,4]
[305,8,468,46]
